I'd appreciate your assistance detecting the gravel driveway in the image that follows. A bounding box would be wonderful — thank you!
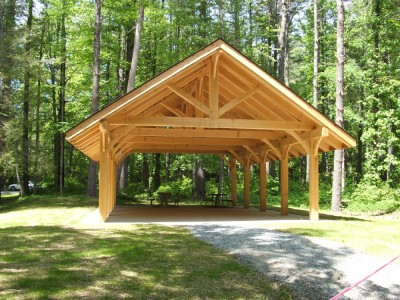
[185,224,400,300]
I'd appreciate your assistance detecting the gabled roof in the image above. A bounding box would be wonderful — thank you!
[66,39,355,165]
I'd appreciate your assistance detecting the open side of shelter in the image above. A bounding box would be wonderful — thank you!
[66,39,356,222]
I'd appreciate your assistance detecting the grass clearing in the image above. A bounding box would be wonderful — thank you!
[0,195,291,299]
[265,218,400,260]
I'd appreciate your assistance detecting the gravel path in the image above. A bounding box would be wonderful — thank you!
[185,224,400,300]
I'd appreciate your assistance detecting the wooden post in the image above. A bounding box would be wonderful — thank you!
[99,121,114,221]
[309,142,319,220]
[230,157,237,206]
[244,157,250,209]
[280,154,289,215]
[99,153,110,221]
[259,155,267,212]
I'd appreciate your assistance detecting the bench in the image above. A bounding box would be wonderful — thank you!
[221,197,233,207]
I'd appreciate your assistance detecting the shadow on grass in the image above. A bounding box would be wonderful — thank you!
[0,225,288,299]
[187,225,400,300]
[0,195,98,213]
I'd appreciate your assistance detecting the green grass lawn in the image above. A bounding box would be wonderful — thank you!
[0,195,291,299]
[265,217,400,261]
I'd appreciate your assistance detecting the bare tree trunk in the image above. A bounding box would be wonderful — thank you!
[119,4,144,191]
[165,153,170,182]
[307,0,319,184]
[33,22,45,194]
[278,0,289,83]
[126,4,144,92]
[194,159,206,198]
[331,0,345,212]
[21,0,33,197]
[117,25,126,96]
[0,0,16,200]
[218,157,224,195]
[59,4,66,196]
[86,0,102,198]
[154,153,161,191]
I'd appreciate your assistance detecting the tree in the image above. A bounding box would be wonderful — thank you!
[278,0,289,85]
[0,0,16,199]
[21,0,34,197]
[118,3,144,191]
[331,0,345,211]
[86,0,102,198]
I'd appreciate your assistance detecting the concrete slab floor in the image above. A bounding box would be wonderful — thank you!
[81,205,311,226]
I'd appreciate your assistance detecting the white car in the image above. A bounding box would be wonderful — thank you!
[8,181,34,191]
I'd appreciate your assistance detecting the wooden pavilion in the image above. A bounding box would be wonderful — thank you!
[66,39,355,221]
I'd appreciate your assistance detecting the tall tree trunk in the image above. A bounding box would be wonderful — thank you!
[21,0,33,197]
[87,0,102,198]
[142,153,149,192]
[154,153,161,191]
[331,0,345,212]
[0,0,16,201]
[218,0,224,38]
[278,0,289,83]
[58,5,67,195]
[117,25,126,96]
[194,159,206,198]
[218,157,224,195]
[307,0,319,184]
[165,153,170,182]
[33,21,45,194]
[119,4,144,191]
[356,102,363,181]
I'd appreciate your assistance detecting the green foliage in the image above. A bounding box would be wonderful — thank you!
[345,181,400,214]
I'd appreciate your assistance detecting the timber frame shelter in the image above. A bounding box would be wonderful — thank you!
[66,39,355,221]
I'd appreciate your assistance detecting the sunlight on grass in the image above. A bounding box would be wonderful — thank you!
[0,195,291,299]
[266,219,400,260]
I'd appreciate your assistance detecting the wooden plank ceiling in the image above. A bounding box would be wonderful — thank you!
[66,39,355,165]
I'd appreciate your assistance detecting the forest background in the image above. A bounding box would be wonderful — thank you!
[0,0,399,214]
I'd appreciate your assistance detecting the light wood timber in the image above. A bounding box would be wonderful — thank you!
[167,83,210,115]
[230,157,237,206]
[219,44,355,147]
[244,156,251,209]
[287,130,311,155]
[243,145,261,164]
[280,146,289,216]
[261,138,282,160]
[309,139,319,220]
[120,116,313,131]
[65,39,356,222]
[129,136,260,146]
[99,127,112,221]
[219,87,259,117]
[209,56,219,119]
[160,102,186,117]
[114,128,282,140]
[117,143,241,152]
[259,152,267,212]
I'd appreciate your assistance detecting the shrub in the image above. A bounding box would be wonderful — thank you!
[346,181,400,214]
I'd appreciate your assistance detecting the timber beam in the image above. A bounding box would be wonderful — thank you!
[114,117,314,131]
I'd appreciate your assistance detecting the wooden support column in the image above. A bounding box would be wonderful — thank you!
[259,152,267,212]
[309,140,320,221]
[99,121,114,221]
[244,157,251,209]
[230,157,237,206]
[280,152,289,216]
